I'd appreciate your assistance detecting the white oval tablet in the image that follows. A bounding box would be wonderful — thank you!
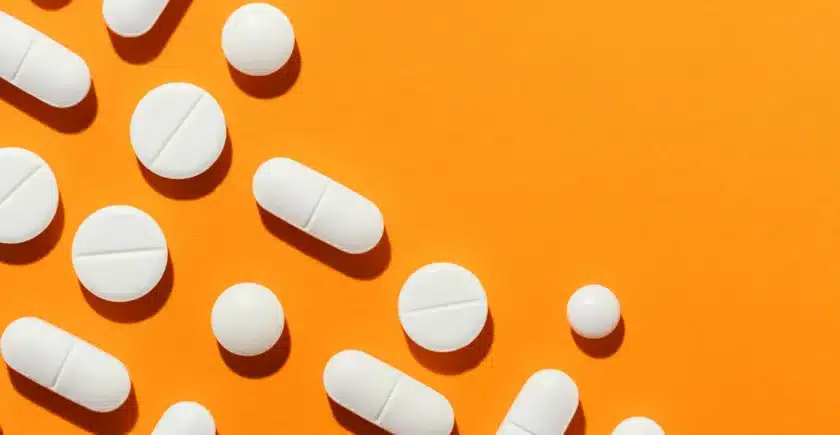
[131,83,227,180]
[211,283,284,357]
[398,263,488,352]
[152,401,216,435]
[222,3,295,76]
[567,284,621,339]
[253,157,384,254]
[0,11,91,108]
[0,148,59,244]
[497,370,579,435]
[612,417,665,435]
[324,350,454,434]
[1,317,131,413]
[103,0,171,37]
[72,205,168,303]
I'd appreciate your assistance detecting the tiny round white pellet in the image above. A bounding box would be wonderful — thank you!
[211,283,284,357]
[222,3,295,76]
[398,263,488,353]
[612,417,665,435]
[567,284,621,339]
[72,205,168,302]
[0,148,59,244]
[152,401,216,435]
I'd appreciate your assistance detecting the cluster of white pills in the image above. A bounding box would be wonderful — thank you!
[0,2,667,434]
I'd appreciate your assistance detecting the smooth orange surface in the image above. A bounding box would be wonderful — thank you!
[2,0,840,433]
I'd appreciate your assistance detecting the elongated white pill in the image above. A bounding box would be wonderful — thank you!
[497,370,579,435]
[253,158,384,254]
[612,417,664,435]
[103,0,171,37]
[0,148,59,244]
[1,317,131,412]
[0,11,91,108]
[324,350,454,434]
[152,402,216,435]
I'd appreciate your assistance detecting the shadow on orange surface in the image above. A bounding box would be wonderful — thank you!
[218,320,291,379]
[0,80,97,133]
[228,44,302,99]
[406,311,494,375]
[107,0,193,64]
[32,0,71,10]
[0,196,65,265]
[566,402,587,435]
[139,134,233,200]
[572,316,625,359]
[81,256,174,323]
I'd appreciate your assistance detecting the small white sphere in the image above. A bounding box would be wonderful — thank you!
[222,3,295,76]
[566,284,621,339]
[211,283,284,357]
[611,417,664,435]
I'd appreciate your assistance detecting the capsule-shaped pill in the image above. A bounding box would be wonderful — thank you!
[103,0,171,37]
[497,370,579,435]
[253,158,385,254]
[0,11,91,108]
[152,402,216,435]
[324,350,454,434]
[1,317,131,413]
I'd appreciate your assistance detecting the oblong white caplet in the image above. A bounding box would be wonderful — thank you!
[324,350,454,434]
[152,401,216,435]
[1,317,131,413]
[253,158,384,254]
[612,417,665,435]
[0,148,59,244]
[0,11,91,108]
[497,370,579,435]
[103,0,171,37]
[72,205,168,302]
[131,83,227,180]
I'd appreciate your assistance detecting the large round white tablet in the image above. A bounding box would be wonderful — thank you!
[398,263,489,353]
[567,284,621,339]
[72,205,168,302]
[211,283,285,357]
[612,417,665,435]
[222,3,295,76]
[0,148,59,244]
[130,82,227,180]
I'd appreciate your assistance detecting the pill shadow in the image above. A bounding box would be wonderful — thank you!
[406,311,494,375]
[571,316,625,359]
[107,0,193,64]
[566,402,587,435]
[228,43,302,99]
[32,0,72,10]
[0,197,65,265]
[81,256,174,323]
[7,369,139,434]
[329,399,390,435]
[218,320,291,379]
[0,80,97,134]
[139,134,233,200]
[258,208,391,280]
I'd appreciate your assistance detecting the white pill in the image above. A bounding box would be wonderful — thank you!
[222,3,295,76]
[567,284,621,339]
[398,263,488,353]
[152,401,216,435]
[72,205,168,303]
[131,83,227,180]
[1,317,131,413]
[497,370,579,435]
[0,148,59,244]
[253,157,384,254]
[324,350,454,434]
[0,11,91,108]
[612,417,665,435]
[103,0,171,37]
[211,283,284,357]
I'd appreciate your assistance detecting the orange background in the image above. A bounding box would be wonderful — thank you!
[2,0,840,433]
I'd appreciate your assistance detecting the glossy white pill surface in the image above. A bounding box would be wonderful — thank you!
[1,317,131,412]
[253,157,384,254]
[103,0,171,37]
[567,284,621,339]
[612,417,665,435]
[131,83,227,179]
[0,11,91,108]
[211,283,284,357]
[72,205,168,302]
[222,3,295,76]
[399,263,488,352]
[0,148,59,244]
[152,401,216,435]
[497,370,579,435]
[324,350,454,434]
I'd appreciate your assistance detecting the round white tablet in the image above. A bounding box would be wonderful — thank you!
[567,284,621,339]
[222,3,295,76]
[152,401,216,435]
[612,417,665,435]
[0,148,59,244]
[398,263,488,353]
[72,205,168,302]
[211,283,284,357]
[130,82,227,180]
